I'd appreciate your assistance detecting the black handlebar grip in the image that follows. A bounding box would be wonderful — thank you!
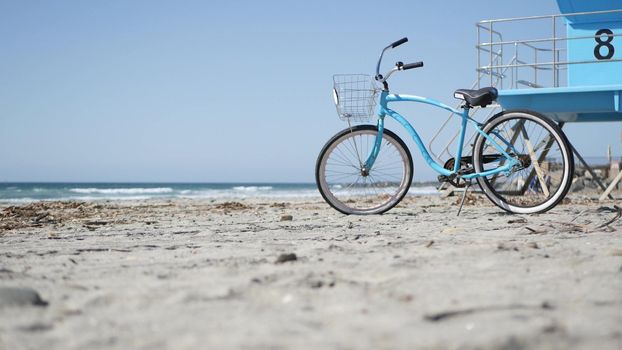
[402,61,424,70]
[390,37,408,48]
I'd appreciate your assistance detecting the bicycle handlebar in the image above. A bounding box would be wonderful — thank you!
[402,61,424,70]
[376,37,409,80]
[390,37,408,48]
[375,37,423,85]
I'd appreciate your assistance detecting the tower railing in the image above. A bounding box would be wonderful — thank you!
[476,8,622,90]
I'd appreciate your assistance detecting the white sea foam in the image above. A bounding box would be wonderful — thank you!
[1,197,38,203]
[70,187,174,195]
[326,185,439,197]
[0,184,440,203]
[68,195,153,201]
[406,186,440,195]
[232,186,273,192]
[178,189,320,199]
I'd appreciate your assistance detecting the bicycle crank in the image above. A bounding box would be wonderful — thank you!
[440,158,474,188]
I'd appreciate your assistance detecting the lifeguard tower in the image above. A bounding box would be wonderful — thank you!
[431,0,622,199]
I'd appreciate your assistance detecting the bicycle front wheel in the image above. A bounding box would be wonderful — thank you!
[315,125,413,215]
[472,110,574,214]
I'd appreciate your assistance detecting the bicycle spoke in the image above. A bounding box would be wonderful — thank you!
[475,113,571,212]
[318,128,412,214]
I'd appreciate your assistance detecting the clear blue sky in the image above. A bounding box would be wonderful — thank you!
[1,0,620,182]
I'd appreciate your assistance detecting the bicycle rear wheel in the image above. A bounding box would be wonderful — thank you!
[316,125,413,215]
[472,110,574,214]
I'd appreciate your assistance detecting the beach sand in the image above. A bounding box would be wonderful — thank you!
[0,193,621,349]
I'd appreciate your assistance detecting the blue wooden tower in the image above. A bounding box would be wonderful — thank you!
[470,0,622,198]
[492,0,622,122]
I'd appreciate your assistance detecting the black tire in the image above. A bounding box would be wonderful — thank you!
[472,109,574,214]
[315,125,413,215]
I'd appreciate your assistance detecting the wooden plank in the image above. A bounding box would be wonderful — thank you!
[520,124,550,197]
[599,170,622,201]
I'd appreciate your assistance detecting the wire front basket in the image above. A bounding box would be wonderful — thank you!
[332,74,379,122]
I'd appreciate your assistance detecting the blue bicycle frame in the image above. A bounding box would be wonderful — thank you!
[363,90,520,180]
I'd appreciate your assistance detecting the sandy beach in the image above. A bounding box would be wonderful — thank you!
[1,193,621,349]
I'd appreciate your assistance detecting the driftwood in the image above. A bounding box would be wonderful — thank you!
[523,205,622,234]
[424,302,554,322]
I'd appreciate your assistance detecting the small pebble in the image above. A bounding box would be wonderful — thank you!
[275,253,297,264]
[18,323,52,332]
[0,287,48,307]
[497,242,519,251]
[542,323,560,333]
[280,215,293,221]
[541,301,554,310]
[309,281,323,289]
[398,294,414,303]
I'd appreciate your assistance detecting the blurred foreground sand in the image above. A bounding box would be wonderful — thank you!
[0,193,621,349]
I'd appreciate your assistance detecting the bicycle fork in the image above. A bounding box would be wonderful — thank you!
[361,117,386,174]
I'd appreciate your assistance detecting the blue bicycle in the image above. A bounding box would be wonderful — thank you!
[316,38,574,215]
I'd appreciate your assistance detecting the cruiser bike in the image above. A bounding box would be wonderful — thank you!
[315,37,574,215]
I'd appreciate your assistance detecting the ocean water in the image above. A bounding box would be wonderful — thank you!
[0,183,440,203]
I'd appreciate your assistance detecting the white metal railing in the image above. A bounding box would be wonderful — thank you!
[476,8,622,90]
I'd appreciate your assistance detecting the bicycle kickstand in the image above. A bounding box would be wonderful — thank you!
[456,180,472,217]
